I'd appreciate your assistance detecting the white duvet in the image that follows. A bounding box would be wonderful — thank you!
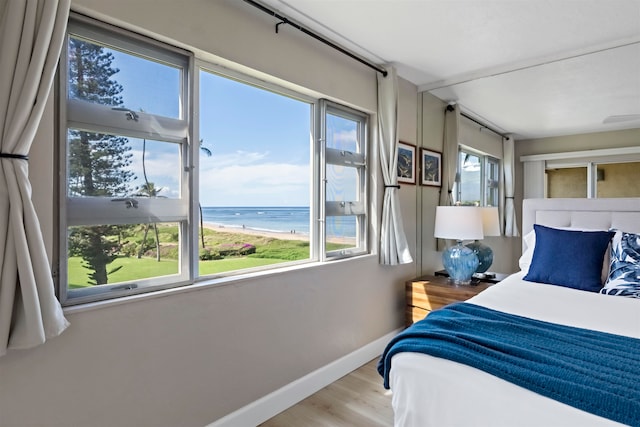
[389,273,640,427]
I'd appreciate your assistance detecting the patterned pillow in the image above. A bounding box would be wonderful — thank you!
[601,230,640,298]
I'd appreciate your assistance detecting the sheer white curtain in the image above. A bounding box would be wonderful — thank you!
[0,0,70,356]
[378,66,412,265]
[503,136,519,236]
[439,104,460,207]
[437,104,461,249]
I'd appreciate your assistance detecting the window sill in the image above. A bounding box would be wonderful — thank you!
[62,253,376,315]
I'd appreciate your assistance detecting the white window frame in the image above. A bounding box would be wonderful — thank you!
[319,100,369,259]
[57,15,371,306]
[59,14,193,305]
[194,62,321,275]
[456,146,500,207]
[521,146,640,199]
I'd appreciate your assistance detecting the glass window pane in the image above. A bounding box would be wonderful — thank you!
[198,69,312,275]
[326,215,358,249]
[67,222,181,289]
[68,36,181,118]
[326,165,358,202]
[326,113,358,152]
[546,167,587,198]
[67,130,181,199]
[596,162,640,198]
[459,151,482,206]
[486,158,499,207]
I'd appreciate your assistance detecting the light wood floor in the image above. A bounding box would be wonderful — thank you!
[259,357,394,427]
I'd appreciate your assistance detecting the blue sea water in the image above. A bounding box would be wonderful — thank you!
[201,206,310,235]
[201,206,355,237]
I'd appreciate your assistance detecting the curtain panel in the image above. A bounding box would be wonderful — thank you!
[377,67,412,265]
[0,0,70,356]
[436,104,461,250]
[503,136,519,236]
[439,104,460,207]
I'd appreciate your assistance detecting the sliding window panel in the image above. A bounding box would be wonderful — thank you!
[322,102,368,258]
[59,14,191,304]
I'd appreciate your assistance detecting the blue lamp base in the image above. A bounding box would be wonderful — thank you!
[442,241,479,285]
[465,240,494,273]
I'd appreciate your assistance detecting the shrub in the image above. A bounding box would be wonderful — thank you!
[199,248,222,260]
[216,243,256,257]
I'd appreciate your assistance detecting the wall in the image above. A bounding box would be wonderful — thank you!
[597,162,640,197]
[547,168,588,198]
[418,92,446,274]
[0,1,418,426]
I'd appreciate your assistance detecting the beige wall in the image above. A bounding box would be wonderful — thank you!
[0,1,418,426]
[597,162,640,197]
[418,92,446,274]
[547,168,588,198]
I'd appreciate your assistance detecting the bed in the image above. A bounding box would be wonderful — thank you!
[379,198,640,426]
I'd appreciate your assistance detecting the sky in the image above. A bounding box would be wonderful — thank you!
[109,48,312,207]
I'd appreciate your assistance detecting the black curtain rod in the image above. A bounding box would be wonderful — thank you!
[243,0,387,77]
[445,105,508,138]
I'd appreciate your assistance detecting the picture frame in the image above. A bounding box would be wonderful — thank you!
[396,141,416,185]
[420,148,442,187]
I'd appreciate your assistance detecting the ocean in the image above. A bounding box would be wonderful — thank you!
[201,206,356,237]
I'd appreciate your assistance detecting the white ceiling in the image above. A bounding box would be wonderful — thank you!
[254,0,640,139]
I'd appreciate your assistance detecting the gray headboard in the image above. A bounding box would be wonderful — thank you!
[522,198,640,251]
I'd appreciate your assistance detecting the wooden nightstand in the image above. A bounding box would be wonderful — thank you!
[406,274,494,326]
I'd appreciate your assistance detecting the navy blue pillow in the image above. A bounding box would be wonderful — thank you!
[523,224,614,292]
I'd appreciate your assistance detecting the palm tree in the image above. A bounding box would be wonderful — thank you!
[135,137,166,261]
[199,139,212,249]
[135,181,163,261]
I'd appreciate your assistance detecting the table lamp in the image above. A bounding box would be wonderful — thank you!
[466,207,501,274]
[434,206,484,284]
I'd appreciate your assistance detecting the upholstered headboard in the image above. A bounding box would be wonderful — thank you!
[522,198,640,252]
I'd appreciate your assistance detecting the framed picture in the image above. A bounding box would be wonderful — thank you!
[396,141,416,184]
[420,148,442,187]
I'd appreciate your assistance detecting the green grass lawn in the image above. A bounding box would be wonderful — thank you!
[68,255,290,288]
[68,227,352,288]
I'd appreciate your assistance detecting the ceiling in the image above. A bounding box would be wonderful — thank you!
[253,0,640,140]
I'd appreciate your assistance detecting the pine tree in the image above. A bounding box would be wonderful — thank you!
[67,37,135,285]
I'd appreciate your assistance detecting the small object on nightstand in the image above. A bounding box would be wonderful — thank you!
[434,269,508,284]
[473,272,496,280]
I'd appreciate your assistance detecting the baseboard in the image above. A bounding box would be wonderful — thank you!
[207,328,401,427]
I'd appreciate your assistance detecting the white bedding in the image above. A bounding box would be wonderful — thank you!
[389,273,640,427]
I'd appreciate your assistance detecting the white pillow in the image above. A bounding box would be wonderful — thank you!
[519,227,611,283]
[518,230,536,273]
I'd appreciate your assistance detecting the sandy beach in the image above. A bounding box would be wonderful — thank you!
[203,222,355,245]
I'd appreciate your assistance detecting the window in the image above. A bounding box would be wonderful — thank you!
[58,15,370,305]
[197,67,313,274]
[60,16,191,304]
[456,148,499,206]
[522,147,640,199]
[546,162,640,198]
[321,101,368,258]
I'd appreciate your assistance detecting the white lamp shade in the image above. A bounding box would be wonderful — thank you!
[480,207,501,236]
[434,206,484,240]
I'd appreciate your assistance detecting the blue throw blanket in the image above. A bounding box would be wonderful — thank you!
[378,303,640,426]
